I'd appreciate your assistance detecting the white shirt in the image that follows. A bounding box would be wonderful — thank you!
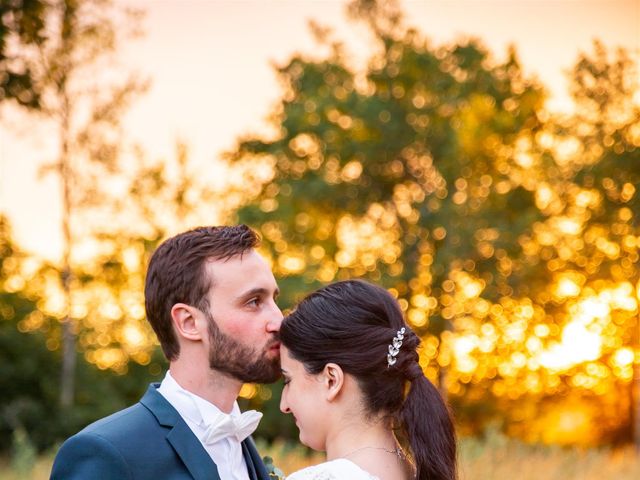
[157,371,251,480]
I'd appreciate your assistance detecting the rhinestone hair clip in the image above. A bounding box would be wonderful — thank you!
[387,327,406,367]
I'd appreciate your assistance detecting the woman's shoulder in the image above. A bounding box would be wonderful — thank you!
[285,459,379,480]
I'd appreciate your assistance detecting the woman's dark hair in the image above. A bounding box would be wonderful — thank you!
[280,279,456,480]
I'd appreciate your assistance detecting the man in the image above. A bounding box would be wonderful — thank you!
[51,225,283,480]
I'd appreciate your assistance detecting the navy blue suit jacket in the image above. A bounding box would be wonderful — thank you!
[50,384,270,480]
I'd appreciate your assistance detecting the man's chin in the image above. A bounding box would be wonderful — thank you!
[259,371,282,384]
[239,372,281,385]
[234,358,281,384]
[258,360,282,384]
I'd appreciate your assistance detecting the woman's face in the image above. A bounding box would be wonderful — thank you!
[279,346,329,451]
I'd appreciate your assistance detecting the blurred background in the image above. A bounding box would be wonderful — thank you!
[0,0,639,478]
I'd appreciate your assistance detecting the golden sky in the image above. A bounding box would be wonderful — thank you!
[0,0,638,261]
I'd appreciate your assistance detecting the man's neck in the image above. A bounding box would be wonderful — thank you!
[169,361,242,414]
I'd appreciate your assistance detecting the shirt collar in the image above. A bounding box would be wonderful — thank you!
[159,371,242,428]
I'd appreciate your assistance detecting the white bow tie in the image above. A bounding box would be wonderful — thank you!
[201,410,263,445]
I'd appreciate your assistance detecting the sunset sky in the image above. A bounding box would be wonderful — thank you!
[0,0,637,261]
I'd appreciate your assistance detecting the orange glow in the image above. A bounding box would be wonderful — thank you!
[612,347,634,367]
[0,0,637,450]
[554,273,583,298]
[122,324,145,349]
[239,384,257,399]
[538,322,602,371]
[278,253,306,274]
[335,205,401,269]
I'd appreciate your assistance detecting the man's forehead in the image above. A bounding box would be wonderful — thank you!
[204,251,276,286]
[204,249,266,269]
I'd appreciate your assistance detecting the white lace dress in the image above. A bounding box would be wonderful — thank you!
[285,458,380,480]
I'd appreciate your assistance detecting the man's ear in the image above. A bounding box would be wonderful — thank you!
[171,303,203,341]
[322,363,344,402]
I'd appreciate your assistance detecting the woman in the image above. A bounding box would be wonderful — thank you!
[279,279,457,480]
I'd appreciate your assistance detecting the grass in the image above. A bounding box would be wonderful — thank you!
[1,433,639,479]
[0,454,54,480]
[457,432,640,480]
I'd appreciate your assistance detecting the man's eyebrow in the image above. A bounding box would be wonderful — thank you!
[236,287,280,300]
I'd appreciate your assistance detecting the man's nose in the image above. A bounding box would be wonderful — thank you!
[266,302,283,332]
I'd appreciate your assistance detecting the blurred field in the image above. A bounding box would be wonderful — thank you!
[262,435,640,480]
[2,433,638,479]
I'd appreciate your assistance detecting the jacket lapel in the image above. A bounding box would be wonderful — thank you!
[141,384,220,480]
[242,437,270,480]
[167,422,220,480]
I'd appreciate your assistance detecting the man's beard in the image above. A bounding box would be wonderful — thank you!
[205,310,281,383]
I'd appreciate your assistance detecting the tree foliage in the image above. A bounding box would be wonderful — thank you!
[0,0,47,107]
[228,1,640,444]
[232,2,546,371]
[26,0,148,407]
[0,215,165,453]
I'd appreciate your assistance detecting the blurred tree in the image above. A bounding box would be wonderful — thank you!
[433,42,640,444]
[25,0,147,408]
[0,214,59,451]
[226,1,640,446]
[0,0,47,108]
[3,0,281,446]
[0,215,165,453]
[527,42,640,446]
[56,141,226,375]
[570,45,639,447]
[228,0,547,396]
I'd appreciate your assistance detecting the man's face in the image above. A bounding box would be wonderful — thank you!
[203,250,283,383]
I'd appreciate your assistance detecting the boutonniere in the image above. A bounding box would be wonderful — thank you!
[263,455,285,480]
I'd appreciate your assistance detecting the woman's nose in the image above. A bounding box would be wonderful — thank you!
[279,394,290,414]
